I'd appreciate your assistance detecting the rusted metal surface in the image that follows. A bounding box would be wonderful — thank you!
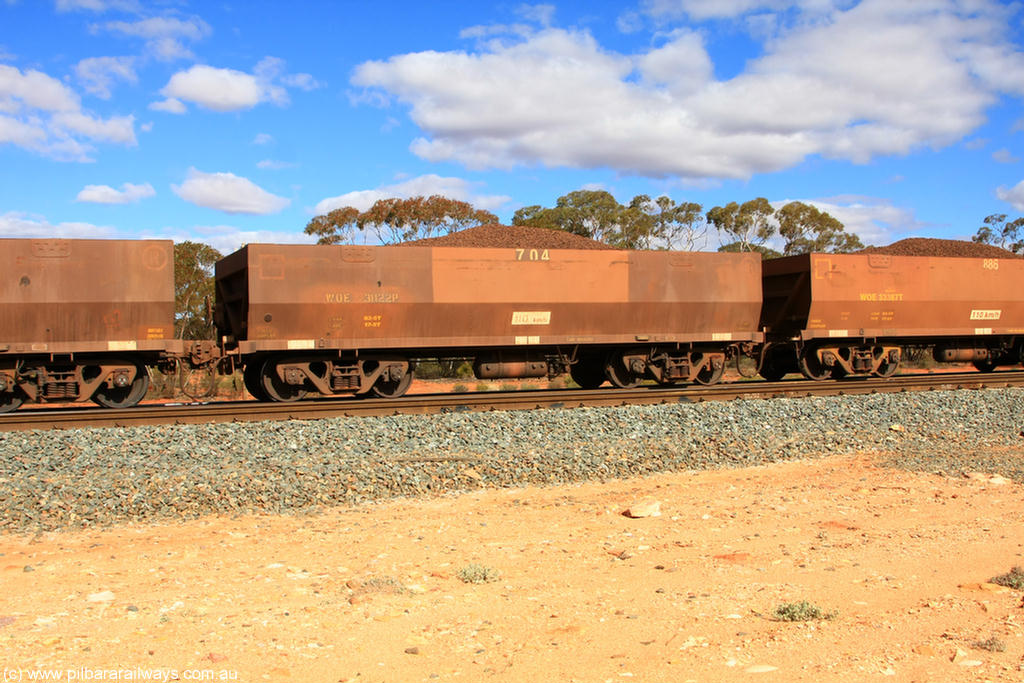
[216,245,764,354]
[762,253,1024,341]
[0,238,177,353]
[4,370,1023,432]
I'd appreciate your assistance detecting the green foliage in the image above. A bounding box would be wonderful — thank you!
[973,213,1024,253]
[512,189,708,250]
[706,198,776,252]
[474,381,491,392]
[718,241,783,259]
[452,383,469,393]
[173,241,222,340]
[990,566,1024,590]
[709,199,862,256]
[776,201,864,255]
[771,601,837,622]
[304,195,497,245]
[457,563,500,584]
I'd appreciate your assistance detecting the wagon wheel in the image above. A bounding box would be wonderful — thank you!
[92,363,150,408]
[0,390,24,414]
[178,364,219,400]
[693,357,724,386]
[797,348,831,381]
[873,357,900,378]
[830,364,849,380]
[260,358,307,402]
[604,354,642,388]
[370,367,413,398]
[758,345,793,382]
[243,362,269,401]
[973,359,998,373]
[569,356,606,389]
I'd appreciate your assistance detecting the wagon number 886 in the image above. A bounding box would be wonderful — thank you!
[515,248,550,261]
[982,259,999,271]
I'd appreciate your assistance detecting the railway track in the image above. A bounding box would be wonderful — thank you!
[2,369,1022,433]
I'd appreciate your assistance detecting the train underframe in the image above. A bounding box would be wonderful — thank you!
[0,355,157,413]
[756,336,1024,381]
[0,342,221,414]
[242,343,737,402]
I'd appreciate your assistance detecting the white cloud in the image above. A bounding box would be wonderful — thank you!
[158,57,317,112]
[75,56,137,99]
[172,168,290,215]
[162,65,265,111]
[76,182,155,204]
[148,97,186,114]
[56,0,140,12]
[313,174,510,215]
[997,180,1024,212]
[776,195,928,247]
[352,1,1024,180]
[253,133,274,145]
[0,64,136,160]
[642,0,842,21]
[174,226,316,255]
[98,16,211,61]
[256,159,296,170]
[993,148,1020,164]
[0,211,115,238]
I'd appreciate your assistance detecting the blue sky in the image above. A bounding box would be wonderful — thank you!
[1,0,1023,254]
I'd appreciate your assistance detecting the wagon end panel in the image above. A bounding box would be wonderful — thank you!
[0,238,175,350]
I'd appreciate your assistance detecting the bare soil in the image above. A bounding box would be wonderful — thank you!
[2,452,1023,682]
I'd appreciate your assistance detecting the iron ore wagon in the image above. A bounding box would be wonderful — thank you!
[759,252,1024,379]
[214,244,765,401]
[0,238,179,412]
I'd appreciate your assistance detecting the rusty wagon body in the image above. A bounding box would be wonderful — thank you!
[0,238,180,410]
[760,252,1024,379]
[215,244,764,400]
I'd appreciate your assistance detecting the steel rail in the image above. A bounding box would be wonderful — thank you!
[2,370,1023,432]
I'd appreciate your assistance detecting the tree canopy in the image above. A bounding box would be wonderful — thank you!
[972,213,1024,253]
[775,201,864,254]
[304,195,498,245]
[512,190,709,250]
[706,198,862,256]
[706,198,776,253]
[174,241,221,340]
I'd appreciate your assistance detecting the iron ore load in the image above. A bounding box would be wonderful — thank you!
[1,229,1022,414]
[213,244,764,400]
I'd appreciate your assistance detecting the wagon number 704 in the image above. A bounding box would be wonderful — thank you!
[515,248,550,261]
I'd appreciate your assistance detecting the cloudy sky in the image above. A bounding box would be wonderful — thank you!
[1,0,1023,254]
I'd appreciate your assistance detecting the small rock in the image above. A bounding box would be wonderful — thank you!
[204,652,228,663]
[623,499,661,518]
[23,565,34,572]
[744,664,779,673]
[912,644,936,656]
[889,424,905,432]
[958,582,1011,593]
[404,646,420,655]
[87,590,115,603]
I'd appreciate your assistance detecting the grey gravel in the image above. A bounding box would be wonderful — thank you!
[1,388,1022,532]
